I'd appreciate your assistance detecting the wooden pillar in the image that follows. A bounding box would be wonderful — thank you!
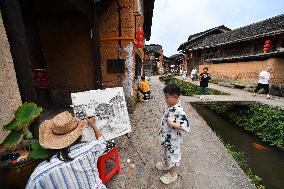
[0,0,37,102]
[91,3,103,89]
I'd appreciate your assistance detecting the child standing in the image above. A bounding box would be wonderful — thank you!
[156,84,190,184]
[199,67,212,100]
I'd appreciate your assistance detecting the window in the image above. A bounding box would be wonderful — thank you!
[107,59,125,73]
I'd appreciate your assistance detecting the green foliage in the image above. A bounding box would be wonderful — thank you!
[2,103,45,160]
[210,104,284,149]
[159,75,228,96]
[29,139,48,160]
[2,130,24,149]
[219,137,265,189]
[4,103,42,131]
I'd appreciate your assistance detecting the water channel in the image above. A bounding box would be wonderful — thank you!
[193,104,284,189]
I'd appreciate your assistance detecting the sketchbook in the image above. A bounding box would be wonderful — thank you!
[71,87,131,141]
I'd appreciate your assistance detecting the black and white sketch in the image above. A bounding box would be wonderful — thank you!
[71,87,131,140]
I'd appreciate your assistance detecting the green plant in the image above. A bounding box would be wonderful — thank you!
[210,104,284,149]
[2,103,48,159]
[159,76,228,96]
[218,137,265,189]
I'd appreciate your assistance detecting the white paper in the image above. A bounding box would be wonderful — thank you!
[71,87,131,141]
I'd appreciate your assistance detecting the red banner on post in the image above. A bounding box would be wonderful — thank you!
[33,69,49,89]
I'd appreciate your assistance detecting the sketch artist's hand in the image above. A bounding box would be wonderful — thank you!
[86,117,103,139]
[86,117,96,127]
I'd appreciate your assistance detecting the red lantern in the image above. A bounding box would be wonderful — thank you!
[264,44,270,48]
[263,39,272,53]
[135,27,144,48]
[263,47,270,52]
[265,39,272,44]
[136,41,144,48]
[136,27,144,36]
[136,35,144,42]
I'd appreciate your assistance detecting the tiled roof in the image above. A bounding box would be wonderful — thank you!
[144,44,162,53]
[190,14,284,50]
[178,25,230,51]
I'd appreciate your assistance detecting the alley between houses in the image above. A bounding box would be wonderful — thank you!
[106,76,255,189]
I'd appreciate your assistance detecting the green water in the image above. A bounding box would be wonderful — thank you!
[193,104,284,189]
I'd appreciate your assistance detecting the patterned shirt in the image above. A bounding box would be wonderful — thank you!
[160,101,190,146]
[26,139,107,189]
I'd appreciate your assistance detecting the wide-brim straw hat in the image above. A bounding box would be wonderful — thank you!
[39,111,85,149]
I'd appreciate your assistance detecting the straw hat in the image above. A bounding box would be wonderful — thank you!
[39,111,85,149]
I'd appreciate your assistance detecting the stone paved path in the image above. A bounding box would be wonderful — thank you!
[106,76,255,189]
[180,77,284,109]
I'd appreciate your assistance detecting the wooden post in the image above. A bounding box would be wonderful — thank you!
[0,0,37,102]
[91,2,103,89]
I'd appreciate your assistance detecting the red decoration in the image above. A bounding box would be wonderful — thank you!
[136,35,144,42]
[136,27,144,36]
[265,39,272,44]
[263,39,272,53]
[136,41,144,48]
[135,27,144,48]
[32,69,50,89]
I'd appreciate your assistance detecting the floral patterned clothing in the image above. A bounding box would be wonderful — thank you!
[159,101,190,168]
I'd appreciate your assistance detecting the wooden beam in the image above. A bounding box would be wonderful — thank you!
[0,0,37,102]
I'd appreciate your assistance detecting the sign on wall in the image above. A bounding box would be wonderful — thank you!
[71,87,131,141]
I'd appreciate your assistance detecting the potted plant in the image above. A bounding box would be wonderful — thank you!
[0,103,48,188]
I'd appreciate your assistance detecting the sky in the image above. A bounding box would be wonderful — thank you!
[146,0,284,56]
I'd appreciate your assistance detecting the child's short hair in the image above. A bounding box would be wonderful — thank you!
[163,84,181,96]
[203,67,209,71]
[141,76,145,80]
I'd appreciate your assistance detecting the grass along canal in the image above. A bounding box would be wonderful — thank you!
[192,103,284,189]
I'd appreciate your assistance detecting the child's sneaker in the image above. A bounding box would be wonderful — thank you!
[160,172,178,184]
[155,162,170,171]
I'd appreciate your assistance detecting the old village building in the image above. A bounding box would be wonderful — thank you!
[0,0,155,112]
[143,44,164,75]
[179,14,284,95]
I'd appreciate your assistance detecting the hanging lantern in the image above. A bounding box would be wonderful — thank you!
[136,35,144,42]
[135,27,144,48]
[136,27,144,36]
[136,41,144,48]
[265,39,272,44]
[263,39,272,53]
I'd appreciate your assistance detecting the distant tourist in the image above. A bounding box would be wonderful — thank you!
[156,84,190,184]
[138,76,151,100]
[253,66,272,99]
[199,67,212,100]
[181,69,187,80]
[191,68,198,81]
[26,112,106,189]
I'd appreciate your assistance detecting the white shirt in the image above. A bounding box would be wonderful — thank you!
[26,139,107,189]
[258,71,270,84]
[191,69,197,77]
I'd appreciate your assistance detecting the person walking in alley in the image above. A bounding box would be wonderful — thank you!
[191,68,197,81]
[26,111,107,189]
[199,67,212,100]
[138,76,151,100]
[181,69,187,80]
[253,66,272,99]
[156,84,190,184]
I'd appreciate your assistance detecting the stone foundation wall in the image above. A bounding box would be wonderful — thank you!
[0,15,22,144]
